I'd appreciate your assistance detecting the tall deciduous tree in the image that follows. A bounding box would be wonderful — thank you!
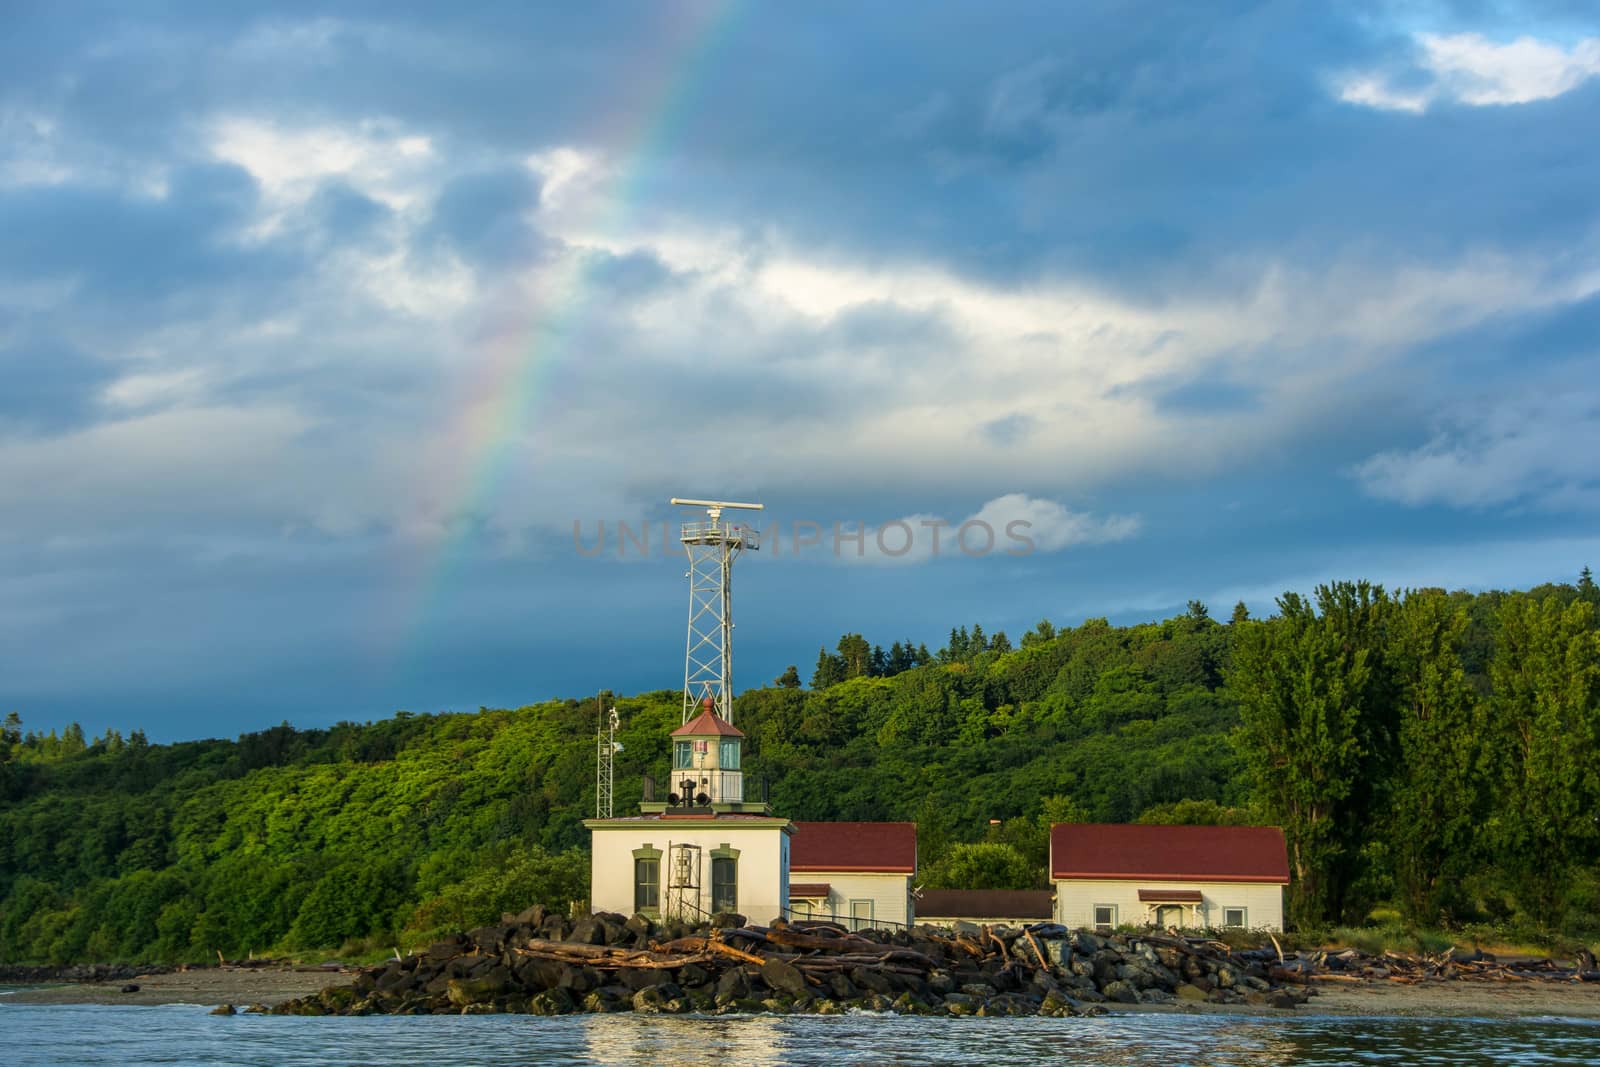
[1227,582,1394,926]
[1487,595,1600,925]
[1383,591,1485,925]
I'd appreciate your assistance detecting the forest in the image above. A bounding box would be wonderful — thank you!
[2,573,1597,964]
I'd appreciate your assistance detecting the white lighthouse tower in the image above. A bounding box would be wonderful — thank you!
[585,497,791,922]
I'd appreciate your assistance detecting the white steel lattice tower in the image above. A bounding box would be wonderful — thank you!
[671,497,763,723]
[595,704,620,819]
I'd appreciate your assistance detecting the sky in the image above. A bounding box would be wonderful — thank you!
[3,1,1599,742]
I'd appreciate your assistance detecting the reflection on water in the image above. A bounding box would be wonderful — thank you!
[2,1003,1597,1066]
[582,1015,790,1067]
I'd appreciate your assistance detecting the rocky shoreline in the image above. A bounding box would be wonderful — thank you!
[0,962,176,985]
[268,907,1309,1018]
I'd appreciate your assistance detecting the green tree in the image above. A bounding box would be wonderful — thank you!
[774,665,801,689]
[811,647,844,690]
[1230,601,1250,625]
[1383,591,1485,925]
[836,633,871,679]
[1227,583,1394,926]
[922,842,1037,890]
[1020,619,1056,649]
[1135,798,1254,825]
[1487,595,1600,925]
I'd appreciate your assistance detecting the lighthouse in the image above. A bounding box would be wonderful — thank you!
[583,497,915,927]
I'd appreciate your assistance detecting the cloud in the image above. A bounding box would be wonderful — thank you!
[0,336,115,434]
[1354,392,1600,510]
[820,493,1140,566]
[1339,32,1600,113]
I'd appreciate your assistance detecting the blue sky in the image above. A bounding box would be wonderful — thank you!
[3,1,1599,741]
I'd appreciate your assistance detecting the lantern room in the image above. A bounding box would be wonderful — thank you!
[640,696,762,813]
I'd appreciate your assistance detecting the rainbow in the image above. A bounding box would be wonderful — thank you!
[395,2,743,672]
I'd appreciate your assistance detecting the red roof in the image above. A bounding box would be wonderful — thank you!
[1138,889,1203,903]
[671,708,744,738]
[1050,824,1289,883]
[790,821,917,874]
[789,883,832,898]
[915,889,1054,921]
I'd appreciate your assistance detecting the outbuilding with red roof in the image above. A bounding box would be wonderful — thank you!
[1049,823,1289,932]
[788,821,917,928]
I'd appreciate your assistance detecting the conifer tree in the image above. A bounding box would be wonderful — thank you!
[811,647,844,690]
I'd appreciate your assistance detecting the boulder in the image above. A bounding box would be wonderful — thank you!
[209,1004,236,1016]
[851,965,895,995]
[710,912,747,930]
[426,935,468,960]
[567,916,605,945]
[631,982,685,1013]
[624,913,655,943]
[529,988,576,1015]
[1176,983,1209,1002]
[1100,979,1140,1004]
[447,972,507,1008]
[715,968,752,1002]
[620,967,672,991]
[941,993,981,1016]
[760,959,809,999]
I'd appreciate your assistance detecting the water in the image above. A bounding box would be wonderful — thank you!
[3,1003,1598,1066]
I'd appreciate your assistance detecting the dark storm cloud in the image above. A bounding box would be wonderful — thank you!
[306,182,393,250]
[3,0,1598,738]
[0,336,115,434]
[0,162,300,307]
[416,166,544,268]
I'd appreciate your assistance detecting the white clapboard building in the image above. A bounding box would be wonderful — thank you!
[1050,823,1289,932]
[585,702,916,928]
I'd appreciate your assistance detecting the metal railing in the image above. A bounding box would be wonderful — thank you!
[776,904,912,933]
[680,521,761,549]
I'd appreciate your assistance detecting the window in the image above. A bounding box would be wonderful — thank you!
[673,742,692,769]
[719,739,741,769]
[1093,904,1116,932]
[694,739,709,755]
[1223,907,1247,929]
[634,858,659,913]
[849,899,873,931]
[711,856,738,913]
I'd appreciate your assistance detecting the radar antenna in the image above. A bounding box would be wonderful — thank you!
[670,497,763,723]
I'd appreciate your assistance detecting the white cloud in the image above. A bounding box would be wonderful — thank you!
[1354,392,1600,510]
[823,493,1140,566]
[1339,32,1600,113]
[208,116,437,219]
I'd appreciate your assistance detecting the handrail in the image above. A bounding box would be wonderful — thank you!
[775,904,911,933]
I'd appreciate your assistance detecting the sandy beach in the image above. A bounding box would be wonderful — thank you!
[3,966,347,1009]
[5,968,1599,1017]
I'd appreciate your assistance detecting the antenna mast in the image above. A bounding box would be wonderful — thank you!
[595,702,620,819]
[671,497,763,723]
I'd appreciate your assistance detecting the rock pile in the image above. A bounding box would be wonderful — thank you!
[271,907,1309,1017]
[0,962,174,984]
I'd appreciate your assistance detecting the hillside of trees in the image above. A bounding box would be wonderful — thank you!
[2,573,1597,963]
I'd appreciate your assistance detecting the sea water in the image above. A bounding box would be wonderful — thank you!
[2,1002,1598,1066]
